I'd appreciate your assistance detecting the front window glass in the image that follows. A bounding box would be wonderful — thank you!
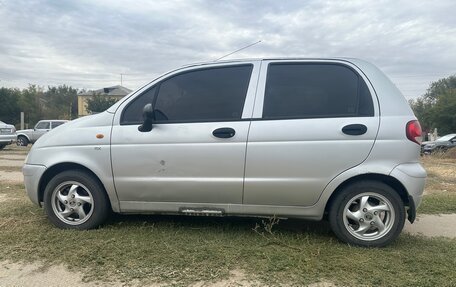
[121,87,157,124]
[153,65,252,122]
[35,122,50,129]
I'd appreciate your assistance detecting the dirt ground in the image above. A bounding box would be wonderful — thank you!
[404,214,456,238]
[0,147,454,286]
[0,261,337,287]
[0,153,24,184]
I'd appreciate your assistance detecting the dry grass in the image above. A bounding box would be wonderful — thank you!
[419,155,456,214]
[421,155,456,195]
[1,183,456,286]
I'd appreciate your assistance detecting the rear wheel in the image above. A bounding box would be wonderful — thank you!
[0,144,5,150]
[16,136,29,146]
[329,180,405,247]
[43,170,110,229]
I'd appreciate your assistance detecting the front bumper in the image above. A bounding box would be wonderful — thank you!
[23,164,47,206]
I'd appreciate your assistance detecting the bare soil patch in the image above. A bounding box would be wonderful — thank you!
[0,261,109,287]
[0,158,24,167]
[404,214,456,238]
[0,262,266,287]
[0,154,27,160]
[0,171,23,184]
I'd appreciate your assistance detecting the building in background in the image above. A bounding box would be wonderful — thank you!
[77,85,132,116]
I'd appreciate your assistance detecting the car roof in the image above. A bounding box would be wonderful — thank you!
[181,57,363,68]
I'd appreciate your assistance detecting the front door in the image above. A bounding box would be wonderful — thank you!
[32,121,50,141]
[111,64,258,205]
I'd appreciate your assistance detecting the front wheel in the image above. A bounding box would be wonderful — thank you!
[328,181,405,247]
[43,170,110,229]
[16,136,29,146]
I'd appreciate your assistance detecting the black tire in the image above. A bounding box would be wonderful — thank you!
[43,170,110,229]
[0,144,5,150]
[328,180,405,247]
[16,136,29,146]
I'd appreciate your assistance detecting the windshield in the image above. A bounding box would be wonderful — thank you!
[436,134,456,142]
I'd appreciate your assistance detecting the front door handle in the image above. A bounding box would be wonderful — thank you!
[213,127,236,138]
[342,124,367,136]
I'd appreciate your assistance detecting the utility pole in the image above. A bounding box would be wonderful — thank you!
[69,101,72,120]
[20,112,24,130]
[120,73,123,86]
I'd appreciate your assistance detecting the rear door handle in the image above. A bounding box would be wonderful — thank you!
[342,124,367,136]
[213,127,236,138]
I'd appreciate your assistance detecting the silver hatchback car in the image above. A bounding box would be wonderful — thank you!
[23,58,426,247]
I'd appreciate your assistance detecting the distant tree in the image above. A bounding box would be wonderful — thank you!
[0,84,80,128]
[19,85,45,128]
[86,94,118,114]
[410,75,456,135]
[44,85,78,119]
[0,87,21,124]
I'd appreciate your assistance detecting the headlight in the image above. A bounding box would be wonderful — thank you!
[425,144,435,148]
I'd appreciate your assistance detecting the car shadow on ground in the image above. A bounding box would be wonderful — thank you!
[105,212,333,236]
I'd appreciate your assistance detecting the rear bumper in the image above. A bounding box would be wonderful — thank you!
[390,163,426,219]
[0,134,17,145]
[23,164,47,206]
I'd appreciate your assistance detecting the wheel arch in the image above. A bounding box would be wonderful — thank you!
[325,173,410,216]
[17,133,31,141]
[38,162,113,211]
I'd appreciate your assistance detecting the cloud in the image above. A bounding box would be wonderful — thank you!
[0,0,455,99]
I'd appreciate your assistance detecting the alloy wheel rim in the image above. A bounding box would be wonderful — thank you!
[342,192,395,241]
[51,181,94,225]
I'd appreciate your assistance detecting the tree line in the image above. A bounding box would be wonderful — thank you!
[409,75,456,136]
[0,85,119,128]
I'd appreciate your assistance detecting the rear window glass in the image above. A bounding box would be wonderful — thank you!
[263,63,374,119]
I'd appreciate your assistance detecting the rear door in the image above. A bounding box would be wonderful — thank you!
[51,121,66,129]
[111,62,260,205]
[244,60,380,206]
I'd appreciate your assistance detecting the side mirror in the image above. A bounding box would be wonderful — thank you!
[138,103,154,132]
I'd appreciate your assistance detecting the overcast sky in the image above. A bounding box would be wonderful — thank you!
[0,0,455,99]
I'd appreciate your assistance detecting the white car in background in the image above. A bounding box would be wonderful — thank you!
[0,121,16,150]
[16,120,68,146]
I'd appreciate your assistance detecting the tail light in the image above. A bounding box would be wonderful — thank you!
[406,120,422,145]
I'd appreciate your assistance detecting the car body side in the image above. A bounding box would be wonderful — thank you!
[23,58,425,222]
